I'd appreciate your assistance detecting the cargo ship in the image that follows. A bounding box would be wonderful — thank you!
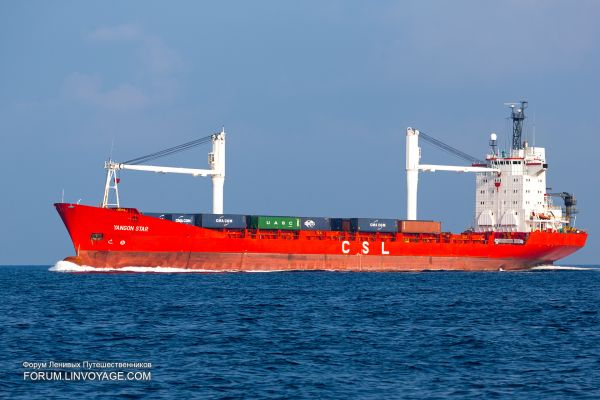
[55,102,587,271]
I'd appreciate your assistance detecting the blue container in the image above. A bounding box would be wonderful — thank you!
[300,217,331,231]
[144,213,172,221]
[330,218,351,231]
[350,218,397,233]
[172,214,195,225]
[200,214,247,229]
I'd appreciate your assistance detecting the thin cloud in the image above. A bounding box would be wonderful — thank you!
[87,23,143,42]
[64,73,150,111]
[140,37,181,75]
[65,24,181,111]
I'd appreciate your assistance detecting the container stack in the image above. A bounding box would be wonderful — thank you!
[143,211,442,234]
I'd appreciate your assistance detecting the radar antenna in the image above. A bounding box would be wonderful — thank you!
[505,100,528,150]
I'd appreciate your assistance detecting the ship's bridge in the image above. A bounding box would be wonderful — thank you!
[475,144,565,233]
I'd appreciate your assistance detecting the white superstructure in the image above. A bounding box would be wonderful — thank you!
[474,141,565,232]
[406,101,571,233]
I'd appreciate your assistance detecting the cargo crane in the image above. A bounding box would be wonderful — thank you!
[406,129,498,220]
[548,192,578,227]
[102,129,226,213]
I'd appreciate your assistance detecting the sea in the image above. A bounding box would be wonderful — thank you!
[2,264,600,399]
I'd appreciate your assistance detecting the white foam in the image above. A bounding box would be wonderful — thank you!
[51,260,598,273]
[49,261,100,272]
[531,265,597,271]
[50,260,220,273]
[49,260,288,273]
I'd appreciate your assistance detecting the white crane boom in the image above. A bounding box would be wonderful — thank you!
[406,127,498,220]
[418,164,498,173]
[117,164,215,176]
[102,129,226,213]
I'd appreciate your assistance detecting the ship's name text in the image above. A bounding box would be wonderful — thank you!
[113,225,149,232]
[342,241,390,255]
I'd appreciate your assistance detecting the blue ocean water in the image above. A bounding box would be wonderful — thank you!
[1,265,600,399]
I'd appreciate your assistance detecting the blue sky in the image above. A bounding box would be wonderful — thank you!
[1,1,599,264]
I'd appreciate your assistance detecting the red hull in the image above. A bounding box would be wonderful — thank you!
[55,204,587,272]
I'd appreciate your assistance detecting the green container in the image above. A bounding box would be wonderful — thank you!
[250,216,301,230]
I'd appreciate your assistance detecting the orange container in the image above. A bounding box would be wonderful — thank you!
[398,220,441,234]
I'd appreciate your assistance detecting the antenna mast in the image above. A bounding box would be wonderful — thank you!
[509,100,528,150]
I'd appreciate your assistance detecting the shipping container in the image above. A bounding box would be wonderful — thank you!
[199,214,247,229]
[144,213,172,221]
[350,218,397,233]
[330,218,352,231]
[398,220,441,234]
[249,216,301,230]
[300,217,332,231]
[172,214,195,225]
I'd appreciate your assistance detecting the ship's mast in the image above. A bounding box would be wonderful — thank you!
[509,100,528,150]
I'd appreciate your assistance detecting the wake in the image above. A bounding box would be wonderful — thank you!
[49,260,288,273]
[50,260,215,273]
[531,265,598,271]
